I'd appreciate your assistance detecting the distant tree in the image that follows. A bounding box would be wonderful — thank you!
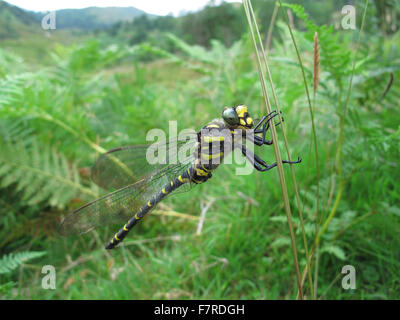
[373,0,399,34]
[178,2,245,47]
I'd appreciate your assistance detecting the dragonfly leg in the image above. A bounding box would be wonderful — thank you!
[253,110,277,131]
[249,114,276,146]
[241,145,301,172]
[252,134,273,146]
[254,110,283,132]
[253,111,283,146]
[254,156,302,172]
[254,113,283,132]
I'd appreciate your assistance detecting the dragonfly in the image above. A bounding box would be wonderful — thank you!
[59,105,301,249]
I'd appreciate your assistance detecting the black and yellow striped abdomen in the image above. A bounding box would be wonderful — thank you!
[105,167,194,249]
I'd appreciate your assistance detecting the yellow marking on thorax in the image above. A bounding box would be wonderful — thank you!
[236,105,247,118]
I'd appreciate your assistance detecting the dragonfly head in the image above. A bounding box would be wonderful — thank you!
[222,105,253,129]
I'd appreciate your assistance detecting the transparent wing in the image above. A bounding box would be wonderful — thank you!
[59,160,195,236]
[92,133,198,191]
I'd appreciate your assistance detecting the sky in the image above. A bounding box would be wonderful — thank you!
[5,0,239,16]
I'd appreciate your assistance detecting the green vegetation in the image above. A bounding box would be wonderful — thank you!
[0,0,399,300]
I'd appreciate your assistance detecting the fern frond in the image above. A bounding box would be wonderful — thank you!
[0,73,33,109]
[0,251,46,274]
[0,118,35,143]
[0,138,97,209]
[131,43,211,75]
[281,2,353,82]
[166,33,217,65]
[320,245,346,261]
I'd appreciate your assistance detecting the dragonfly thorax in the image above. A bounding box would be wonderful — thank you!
[196,117,244,173]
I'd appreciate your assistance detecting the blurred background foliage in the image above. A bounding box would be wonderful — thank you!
[0,0,399,299]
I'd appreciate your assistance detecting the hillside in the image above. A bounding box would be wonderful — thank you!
[0,1,37,39]
[30,6,154,30]
[0,1,152,63]
[0,1,85,64]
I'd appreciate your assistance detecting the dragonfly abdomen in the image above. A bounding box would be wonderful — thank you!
[105,167,197,249]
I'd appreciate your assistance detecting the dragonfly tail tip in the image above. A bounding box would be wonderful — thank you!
[105,243,115,250]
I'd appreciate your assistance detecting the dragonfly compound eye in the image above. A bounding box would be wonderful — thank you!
[222,107,239,126]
